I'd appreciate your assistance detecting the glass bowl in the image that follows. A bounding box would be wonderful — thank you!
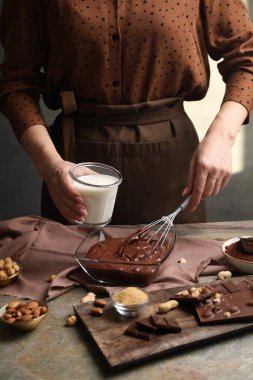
[222,237,253,274]
[111,288,149,317]
[75,228,176,286]
[0,299,48,332]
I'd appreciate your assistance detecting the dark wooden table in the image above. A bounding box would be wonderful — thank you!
[1,220,253,380]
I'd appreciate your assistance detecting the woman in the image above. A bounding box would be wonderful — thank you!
[0,0,252,225]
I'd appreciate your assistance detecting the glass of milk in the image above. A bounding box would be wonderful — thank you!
[70,162,122,227]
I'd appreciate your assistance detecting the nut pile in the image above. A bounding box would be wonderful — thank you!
[2,300,47,324]
[0,257,20,279]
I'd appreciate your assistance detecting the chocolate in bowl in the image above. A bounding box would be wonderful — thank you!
[225,239,253,262]
[240,236,253,254]
[222,237,253,274]
[75,230,176,286]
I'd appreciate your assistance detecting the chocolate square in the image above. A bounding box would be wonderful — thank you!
[124,322,152,341]
[164,317,182,333]
[150,315,181,333]
[136,317,156,333]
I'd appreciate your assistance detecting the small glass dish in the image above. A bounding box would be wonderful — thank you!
[0,265,22,287]
[111,288,149,317]
[0,300,48,332]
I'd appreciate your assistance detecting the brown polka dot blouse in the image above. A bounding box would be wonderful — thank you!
[0,0,252,139]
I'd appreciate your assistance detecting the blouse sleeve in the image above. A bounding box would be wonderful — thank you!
[0,0,46,140]
[201,0,253,119]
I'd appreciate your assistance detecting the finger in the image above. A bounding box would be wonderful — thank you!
[219,174,230,192]
[49,185,87,222]
[190,171,208,211]
[182,156,196,197]
[203,174,219,198]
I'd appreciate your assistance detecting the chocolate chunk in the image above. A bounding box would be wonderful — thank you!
[172,286,214,302]
[222,280,242,293]
[150,315,181,333]
[150,315,169,333]
[229,306,239,313]
[212,283,230,295]
[164,317,182,333]
[136,317,156,332]
[201,309,214,318]
[124,322,152,341]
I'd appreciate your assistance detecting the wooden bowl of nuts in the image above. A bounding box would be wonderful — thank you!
[0,257,21,287]
[0,299,48,331]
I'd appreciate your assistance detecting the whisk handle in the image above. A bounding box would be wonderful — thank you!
[179,194,192,211]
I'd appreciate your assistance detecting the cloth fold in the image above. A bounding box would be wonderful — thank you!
[0,216,231,301]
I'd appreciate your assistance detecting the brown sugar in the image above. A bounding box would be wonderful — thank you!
[112,287,148,305]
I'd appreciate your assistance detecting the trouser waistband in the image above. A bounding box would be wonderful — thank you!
[59,91,186,161]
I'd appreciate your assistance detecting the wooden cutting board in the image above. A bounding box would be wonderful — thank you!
[74,276,253,370]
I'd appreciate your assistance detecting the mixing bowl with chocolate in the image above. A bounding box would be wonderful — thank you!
[75,229,176,286]
[222,236,253,274]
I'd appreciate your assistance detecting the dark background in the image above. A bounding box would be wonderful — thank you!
[0,1,252,222]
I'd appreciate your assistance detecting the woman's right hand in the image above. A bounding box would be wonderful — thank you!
[20,124,89,224]
[43,159,88,223]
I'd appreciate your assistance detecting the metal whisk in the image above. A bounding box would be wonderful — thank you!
[118,195,192,258]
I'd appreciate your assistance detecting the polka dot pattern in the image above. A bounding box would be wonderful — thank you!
[0,0,252,139]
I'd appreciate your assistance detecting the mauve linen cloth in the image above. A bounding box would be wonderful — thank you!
[0,216,231,301]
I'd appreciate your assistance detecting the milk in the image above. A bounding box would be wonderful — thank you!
[73,174,119,226]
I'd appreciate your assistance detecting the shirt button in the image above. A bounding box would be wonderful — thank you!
[112,33,119,41]
[112,80,119,87]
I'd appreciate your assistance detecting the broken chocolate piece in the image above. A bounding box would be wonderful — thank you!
[195,288,253,324]
[136,317,156,333]
[222,280,244,293]
[172,286,215,302]
[124,322,152,341]
[150,315,181,333]
[164,317,182,333]
[150,315,170,333]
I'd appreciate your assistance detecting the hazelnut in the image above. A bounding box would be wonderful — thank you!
[4,257,12,264]
[178,258,187,264]
[48,274,57,282]
[0,270,8,279]
[217,271,232,280]
[7,268,16,277]
[66,315,77,327]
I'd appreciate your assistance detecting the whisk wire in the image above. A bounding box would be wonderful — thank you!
[119,195,192,258]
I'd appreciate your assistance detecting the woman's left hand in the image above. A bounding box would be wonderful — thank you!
[183,132,232,211]
[182,101,247,212]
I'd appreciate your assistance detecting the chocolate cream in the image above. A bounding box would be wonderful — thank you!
[85,231,175,285]
[225,240,253,262]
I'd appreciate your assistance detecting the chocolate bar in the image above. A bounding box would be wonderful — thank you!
[195,284,253,324]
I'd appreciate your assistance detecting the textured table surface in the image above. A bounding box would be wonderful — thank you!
[1,220,253,380]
